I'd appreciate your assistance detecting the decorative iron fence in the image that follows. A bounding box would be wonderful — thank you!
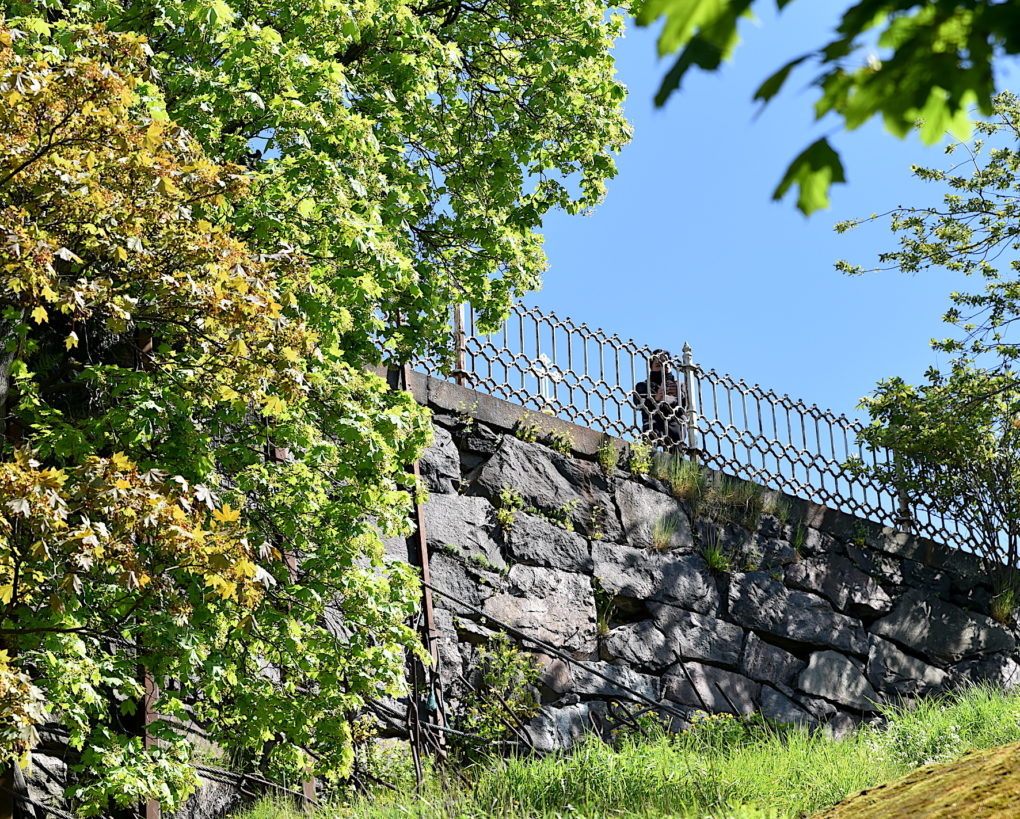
[421,302,981,554]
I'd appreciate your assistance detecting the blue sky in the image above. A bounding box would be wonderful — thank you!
[531,4,1006,422]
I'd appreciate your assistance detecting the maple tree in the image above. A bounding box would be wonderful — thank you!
[0,21,425,812]
[0,0,629,811]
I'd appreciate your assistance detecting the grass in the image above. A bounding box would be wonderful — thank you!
[701,536,733,573]
[651,512,685,551]
[233,686,1020,819]
[664,456,707,505]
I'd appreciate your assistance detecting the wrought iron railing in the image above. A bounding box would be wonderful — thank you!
[419,302,981,553]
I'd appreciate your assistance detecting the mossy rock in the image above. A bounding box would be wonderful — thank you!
[815,741,1020,817]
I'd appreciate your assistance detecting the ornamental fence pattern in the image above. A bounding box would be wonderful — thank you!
[412,302,984,555]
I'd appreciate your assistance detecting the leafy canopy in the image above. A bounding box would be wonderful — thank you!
[0,0,629,811]
[843,93,1020,571]
[636,0,1017,214]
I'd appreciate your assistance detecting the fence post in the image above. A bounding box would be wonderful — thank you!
[893,453,913,535]
[681,342,700,461]
[452,304,468,387]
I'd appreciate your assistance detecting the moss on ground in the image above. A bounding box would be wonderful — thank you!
[815,740,1020,818]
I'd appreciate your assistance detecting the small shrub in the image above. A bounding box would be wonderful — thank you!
[496,485,523,531]
[593,577,616,637]
[468,552,504,575]
[548,499,579,531]
[588,504,606,540]
[596,435,619,474]
[547,428,574,455]
[701,537,732,573]
[456,400,478,433]
[651,512,684,551]
[453,634,541,761]
[627,439,652,475]
[514,412,540,443]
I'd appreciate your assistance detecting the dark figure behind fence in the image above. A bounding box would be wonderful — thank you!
[632,349,686,447]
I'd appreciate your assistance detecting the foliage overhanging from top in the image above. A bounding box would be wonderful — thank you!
[840,92,1020,573]
[636,0,1020,214]
[0,0,629,813]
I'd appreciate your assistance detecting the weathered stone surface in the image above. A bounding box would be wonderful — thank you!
[870,589,1015,663]
[798,651,879,711]
[170,780,244,819]
[901,561,951,596]
[728,572,869,655]
[740,632,805,687]
[483,565,597,653]
[799,527,840,557]
[527,702,606,752]
[756,537,798,569]
[785,554,892,618]
[508,511,592,573]
[650,603,745,667]
[26,751,67,813]
[473,435,621,540]
[616,480,694,552]
[593,542,719,614]
[662,662,760,715]
[877,528,930,562]
[603,620,678,671]
[954,652,1020,688]
[430,553,501,611]
[760,685,815,726]
[846,543,903,585]
[795,693,839,721]
[424,494,506,571]
[420,424,460,493]
[540,658,662,703]
[867,636,948,697]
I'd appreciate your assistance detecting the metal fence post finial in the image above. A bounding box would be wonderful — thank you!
[681,342,700,461]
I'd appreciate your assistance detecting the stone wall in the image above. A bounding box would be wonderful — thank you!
[399,371,1020,749]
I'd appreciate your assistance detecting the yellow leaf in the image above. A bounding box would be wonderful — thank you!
[41,285,58,302]
[65,331,79,350]
[263,394,287,416]
[212,503,241,524]
[114,478,132,490]
[110,452,134,471]
[116,247,128,262]
[227,337,249,357]
[0,585,12,605]
[31,305,47,324]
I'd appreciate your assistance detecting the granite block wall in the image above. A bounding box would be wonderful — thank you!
[399,373,1020,750]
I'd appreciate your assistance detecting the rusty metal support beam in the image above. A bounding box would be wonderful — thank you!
[400,364,447,755]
